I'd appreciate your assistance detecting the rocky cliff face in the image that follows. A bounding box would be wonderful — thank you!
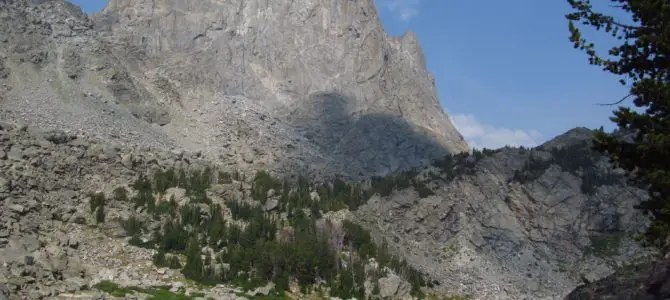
[0,0,468,178]
[353,128,654,299]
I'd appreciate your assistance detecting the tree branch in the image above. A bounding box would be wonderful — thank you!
[597,93,633,106]
[578,1,639,30]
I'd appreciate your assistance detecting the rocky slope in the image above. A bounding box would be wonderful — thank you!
[564,255,670,300]
[0,122,218,299]
[0,0,174,147]
[352,128,654,299]
[0,121,431,300]
[0,0,468,179]
[0,121,654,300]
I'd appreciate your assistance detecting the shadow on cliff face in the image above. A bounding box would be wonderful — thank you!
[287,91,454,177]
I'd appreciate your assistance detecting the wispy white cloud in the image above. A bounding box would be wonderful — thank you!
[383,0,420,21]
[450,114,543,149]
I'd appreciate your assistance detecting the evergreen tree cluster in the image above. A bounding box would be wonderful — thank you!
[433,150,491,181]
[89,192,106,223]
[361,149,500,199]
[512,143,624,193]
[512,154,553,184]
[267,175,369,216]
[250,171,281,204]
[118,167,433,298]
[369,170,436,199]
[579,167,622,195]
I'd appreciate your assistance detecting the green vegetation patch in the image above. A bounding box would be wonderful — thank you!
[426,294,472,300]
[93,280,132,297]
[587,232,625,258]
[120,166,439,299]
[432,150,491,182]
[234,291,292,300]
[93,280,198,300]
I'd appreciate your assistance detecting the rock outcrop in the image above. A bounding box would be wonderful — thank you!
[564,254,669,300]
[0,0,468,179]
[352,128,654,299]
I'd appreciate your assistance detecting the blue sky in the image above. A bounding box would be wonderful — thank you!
[69,0,629,149]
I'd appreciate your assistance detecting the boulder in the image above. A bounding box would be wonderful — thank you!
[264,199,279,211]
[378,274,411,299]
[251,282,275,297]
[6,146,23,161]
[8,204,25,214]
[165,187,188,205]
[0,177,10,193]
[121,153,134,168]
[310,191,320,202]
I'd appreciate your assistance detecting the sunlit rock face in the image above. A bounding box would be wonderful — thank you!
[92,0,468,176]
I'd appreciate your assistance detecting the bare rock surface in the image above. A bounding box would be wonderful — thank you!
[352,129,654,299]
[0,122,231,299]
[0,0,468,179]
[564,255,669,300]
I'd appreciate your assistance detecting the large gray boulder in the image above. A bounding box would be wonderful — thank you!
[378,273,411,299]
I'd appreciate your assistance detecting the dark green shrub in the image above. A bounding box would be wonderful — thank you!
[90,192,105,213]
[154,250,182,269]
[219,171,232,184]
[113,187,129,202]
[121,215,144,236]
[251,171,280,204]
[413,182,435,198]
[154,168,177,194]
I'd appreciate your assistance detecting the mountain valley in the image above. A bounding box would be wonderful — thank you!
[0,1,663,300]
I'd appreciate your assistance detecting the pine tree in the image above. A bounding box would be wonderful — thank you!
[177,169,188,189]
[208,205,228,249]
[95,205,105,223]
[160,220,188,252]
[121,215,144,236]
[567,0,670,250]
[132,173,154,209]
[182,238,204,281]
[153,250,167,267]
[89,192,105,213]
[112,187,129,202]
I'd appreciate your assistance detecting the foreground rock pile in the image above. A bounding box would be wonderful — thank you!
[0,122,219,299]
[0,122,419,300]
